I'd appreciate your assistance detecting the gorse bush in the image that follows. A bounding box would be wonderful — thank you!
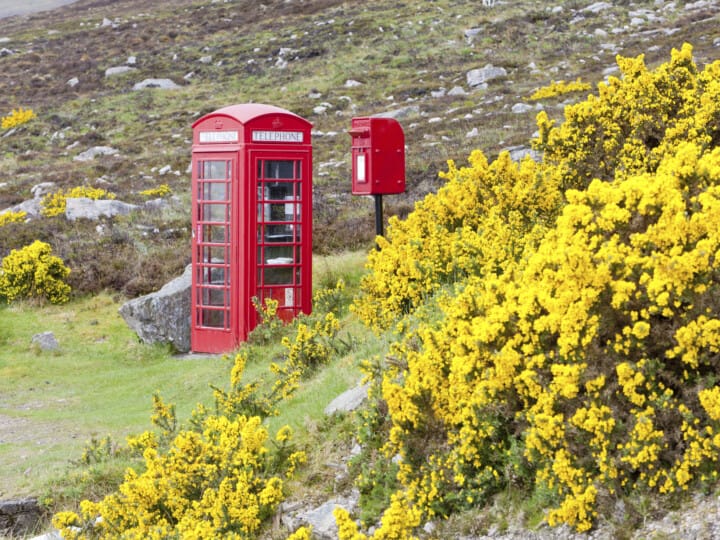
[0,210,27,227]
[0,240,71,304]
[529,77,591,100]
[41,186,117,218]
[1,107,36,129]
[345,43,720,536]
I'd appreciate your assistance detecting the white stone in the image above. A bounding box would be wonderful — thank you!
[73,146,119,161]
[67,77,79,87]
[132,78,180,90]
[466,127,479,138]
[344,79,362,87]
[583,2,612,13]
[511,103,534,114]
[105,66,136,77]
[466,64,507,87]
[65,198,138,221]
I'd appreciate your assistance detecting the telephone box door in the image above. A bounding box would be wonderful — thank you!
[191,154,237,353]
[252,152,312,327]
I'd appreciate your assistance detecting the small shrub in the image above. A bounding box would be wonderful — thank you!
[0,210,27,227]
[139,184,172,198]
[529,78,591,100]
[0,240,71,304]
[1,107,36,129]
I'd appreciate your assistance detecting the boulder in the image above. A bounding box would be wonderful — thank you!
[119,265,191,352]
[73,146,119,161]
[31,332,59,351]
[133,78,181,90]
[65,198,138,221]
[324,384,369,415]
[105,66,136,77]
[374,105,420,120]
[0,497,42,537]
[466,64,507,87]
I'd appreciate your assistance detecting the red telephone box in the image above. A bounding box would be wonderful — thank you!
[190,104,313,353]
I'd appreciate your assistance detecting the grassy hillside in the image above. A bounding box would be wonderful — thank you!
[1,0,719,296]
[2,0,720,538]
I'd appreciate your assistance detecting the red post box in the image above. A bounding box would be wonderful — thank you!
[350,117,405,195]
[190,104,313,353]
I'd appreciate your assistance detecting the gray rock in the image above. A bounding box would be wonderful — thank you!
[373,105,420,120]
[344,79,362,87]
[505,145,542,163]
[288,492,360,540]
[65,198,138,221]
[132,78,181,90]
[0,47,15,57]
[105,66,136,77]
[464,27,482,42]
[325,384,369,415]
[466,64,507,87]
[31,182,58,199]
[0,497,43,537]
[119,265,191,352]
[1,199,41,218]
[583,2,612,13]
[511,103,534,114]
[31,332,59,351]
[448,85,467,96]
[73,146,119,161]
[67,77,79,87]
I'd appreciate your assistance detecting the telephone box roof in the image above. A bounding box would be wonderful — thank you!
[192,103,312,128]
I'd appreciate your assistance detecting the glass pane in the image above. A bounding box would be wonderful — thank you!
[264,267,293,285]
[294,224,301,242]
[203,246,226,264]
[201,308,225,328]
[262,245,294,264]
[203,161,228,180]
[201,182,228,201]
[264,160,294,179]
[209,266,226,285]
[203,225,227,243]
[202,287,227,306]
[258,224,293,243]
[203,203,227,222]
[295,161,302,179]
[268,203,293,222]
[265,182,294,201]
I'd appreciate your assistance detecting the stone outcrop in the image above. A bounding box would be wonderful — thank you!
[64,198,138,221]
[118,265,191,352]
[0,498,43,538]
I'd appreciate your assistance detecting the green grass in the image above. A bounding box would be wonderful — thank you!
[0,293,230,498]
[0,250,374,506]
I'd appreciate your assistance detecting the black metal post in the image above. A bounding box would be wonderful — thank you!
[374,194,384,248]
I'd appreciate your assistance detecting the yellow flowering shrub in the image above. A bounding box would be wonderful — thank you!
[529,78,591,100]
[352,149,562,332]
[0,210,27,227]
[0,240,71,304]
[41,186,116,218]
[53,283,349,539]
[346,44,720,535]
[139,184,172,198]
[1,107,36,129]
